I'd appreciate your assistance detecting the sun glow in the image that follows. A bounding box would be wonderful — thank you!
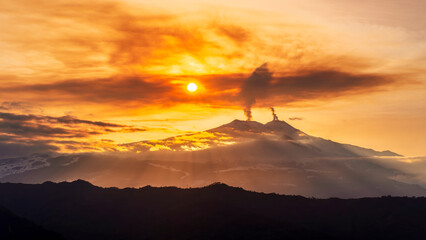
[187,82,198,92]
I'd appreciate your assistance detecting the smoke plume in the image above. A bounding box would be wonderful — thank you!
[240,63,273,120]
[270,107,279,121]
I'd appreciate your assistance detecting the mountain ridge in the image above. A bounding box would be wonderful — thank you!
[0,180,426,240]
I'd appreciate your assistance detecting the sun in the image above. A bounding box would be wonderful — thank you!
[187,82,198,92]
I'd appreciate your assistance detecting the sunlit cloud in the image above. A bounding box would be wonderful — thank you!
[0,111,147,156]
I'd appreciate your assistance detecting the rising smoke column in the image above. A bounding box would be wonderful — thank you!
[240,63,273,120]
[270,107,279,121]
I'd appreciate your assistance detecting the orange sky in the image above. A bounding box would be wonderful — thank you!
[0,0,425,155]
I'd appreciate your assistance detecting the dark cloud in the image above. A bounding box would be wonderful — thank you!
[0,133,60,157]
[0,141,59,157]
[215,24,250,43]
[289,117,304,121]
[0,111,147,156]
[0,112,130,128]
[52,116,125,128]
[237,65,394,119]
[0,102,32,111]
[270,70,393,100]
[0,112,146,137]
[0,120,91,138]
[5,77,173,105]
[2,68,394,112]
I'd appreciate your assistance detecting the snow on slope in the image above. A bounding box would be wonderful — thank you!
[125,119,398,157]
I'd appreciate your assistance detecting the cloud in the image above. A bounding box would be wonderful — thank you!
[0,111,147,156]
[234,65,395,118]
[0,111,139,129]
[0,102,25,110]
[5,77,173,105]
[289,117,304,121]
[123,131,234,152]
[1,68,396,113]
[0,120,91,138]
[0,0,407,115]
[0,136,59,157]
[0,102,38,113]
[0,0,255,80]
[270,70,394,100]
[0,112,147,137]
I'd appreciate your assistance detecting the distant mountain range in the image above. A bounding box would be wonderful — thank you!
[0,180,425,240]
[0,119,424,198]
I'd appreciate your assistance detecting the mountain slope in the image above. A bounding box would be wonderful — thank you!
[0,180,425,240]
[208,119,398,157]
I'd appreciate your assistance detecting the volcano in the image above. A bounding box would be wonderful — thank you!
[0,119,424,198]
[125,119,398,158]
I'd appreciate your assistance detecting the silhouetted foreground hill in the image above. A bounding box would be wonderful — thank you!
[0,204,64,240]
[0,180,426,240]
